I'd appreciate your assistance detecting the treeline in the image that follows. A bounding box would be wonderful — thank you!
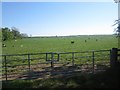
[0,27,28,41]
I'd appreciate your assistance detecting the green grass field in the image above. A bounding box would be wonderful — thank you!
[2,35,118,54]
[1,35,118,81]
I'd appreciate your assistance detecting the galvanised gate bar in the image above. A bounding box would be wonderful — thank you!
[1,48,120,81]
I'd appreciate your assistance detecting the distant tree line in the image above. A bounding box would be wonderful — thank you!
[0,27,28,41]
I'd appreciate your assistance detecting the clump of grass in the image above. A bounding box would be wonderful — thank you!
[2,80,32,88]
[65,80,79,88]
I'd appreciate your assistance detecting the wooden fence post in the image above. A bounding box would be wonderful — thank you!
[57,53,60,61]
[28,54,31,76]
[4,55,7,81]
[51,53,54,68]
[46,53,48,61]
[110,48,118,67]
[72,52,75,66]
[92,51,95,73]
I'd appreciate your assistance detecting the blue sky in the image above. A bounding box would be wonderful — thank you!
[2,2,118,36]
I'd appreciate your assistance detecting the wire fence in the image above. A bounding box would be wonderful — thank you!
[0,49,115,81]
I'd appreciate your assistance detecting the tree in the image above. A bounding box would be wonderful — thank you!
[21,33,28,38]
[2,27,13,41]
[11,27,21,39]
[113,19,120,36]
[2,27,28,41]
[113,19,120,48]
[113,0,120,48]
[114,0,120,3]
[0,28,2,41]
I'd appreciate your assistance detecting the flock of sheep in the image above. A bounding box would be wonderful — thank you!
[2,43,23,48]
[2,38,98,48]
[2,39,23,48]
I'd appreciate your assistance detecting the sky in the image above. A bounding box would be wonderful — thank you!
[2,2,118,36]
[1,0,118,2]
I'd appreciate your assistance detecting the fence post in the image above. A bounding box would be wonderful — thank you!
[4,55,7,81]
[57,53,60,61]
[110,48,118,67]
[46,53,48,61]
[28,54,31,79]
[72,52,75,66]
[92,51,95,73]
[51,53,54,68]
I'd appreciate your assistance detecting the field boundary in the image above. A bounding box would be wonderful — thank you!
[1,48,120,81]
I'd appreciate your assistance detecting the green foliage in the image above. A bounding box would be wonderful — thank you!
[1,27,28,41]
[1,27,13,41]
[113,19,120,37]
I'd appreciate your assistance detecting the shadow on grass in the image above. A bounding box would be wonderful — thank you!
[14,65,82,80]
[2,63,120,89]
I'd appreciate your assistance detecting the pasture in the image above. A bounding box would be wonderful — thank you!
[2,35,118,54]
[1,35,118,81]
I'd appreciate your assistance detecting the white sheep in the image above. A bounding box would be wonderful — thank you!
[20,45,23,47]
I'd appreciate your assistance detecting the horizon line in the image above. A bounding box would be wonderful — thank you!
[30,34,115,37]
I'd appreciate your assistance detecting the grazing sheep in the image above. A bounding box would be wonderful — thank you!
[20,45,23,47]
[2,44,6,47]
[71,41,74,44]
